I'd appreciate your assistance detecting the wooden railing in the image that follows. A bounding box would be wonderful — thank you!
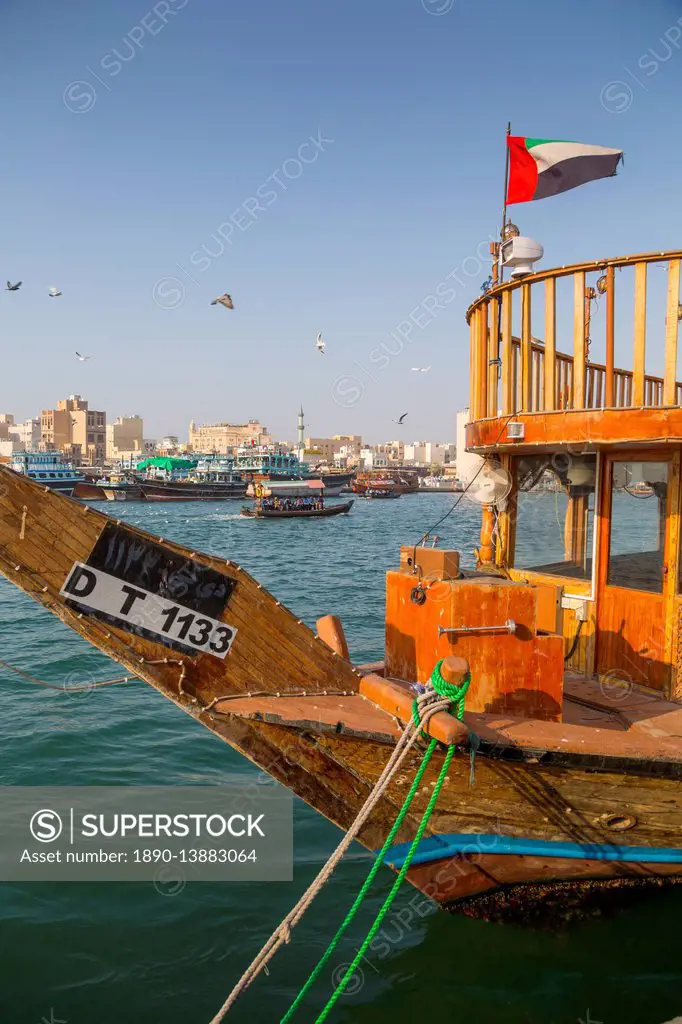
[467,250,682,421]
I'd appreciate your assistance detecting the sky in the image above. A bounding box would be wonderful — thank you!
[2,0,682,444]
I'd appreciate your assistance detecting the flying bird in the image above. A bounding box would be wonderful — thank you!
[316,332,325,354]
[5,281,21,291]
[211,293,234,309]
[48,287,62,297]
[410,366,431,372]
[393,413,408,425]
[75,351,91,361]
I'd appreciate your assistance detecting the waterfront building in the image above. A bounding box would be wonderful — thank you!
[106,415,144,461]
[40,395,106,466]
[188,419,271,453]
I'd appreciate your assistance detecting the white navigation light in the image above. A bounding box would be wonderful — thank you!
[499,236,544,279]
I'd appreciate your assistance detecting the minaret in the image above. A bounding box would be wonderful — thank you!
[297,405,305,458]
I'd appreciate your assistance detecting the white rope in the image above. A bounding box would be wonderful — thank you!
[208,688,451,1022]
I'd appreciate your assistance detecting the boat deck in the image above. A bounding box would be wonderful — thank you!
[352,664,682,770]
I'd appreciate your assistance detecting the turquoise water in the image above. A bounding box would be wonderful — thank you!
[1,495,681,1024]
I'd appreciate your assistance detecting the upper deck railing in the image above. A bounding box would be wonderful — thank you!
[465,250,682,422]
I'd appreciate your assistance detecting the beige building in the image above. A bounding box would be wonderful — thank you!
[41,395,106,466]
[188,419,271,454]
[305,435,363,462]
[107,415,144,460]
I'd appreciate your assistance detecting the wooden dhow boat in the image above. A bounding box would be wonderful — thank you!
[241,500,354,519]
[2,249,682,928]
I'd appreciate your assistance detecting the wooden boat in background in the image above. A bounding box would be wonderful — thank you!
[241,500,354,519]
[139,480,246,501]
[3,248,682,925]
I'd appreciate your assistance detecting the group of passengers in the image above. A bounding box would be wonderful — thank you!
[261,495,324,511]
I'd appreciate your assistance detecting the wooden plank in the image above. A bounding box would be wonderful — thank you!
[633,261,647,406]
[664,258,681,406]
[213,693,402,744]
[465,249,682,325]
[573,271,586,409]
[544,278,556,411]
[501,290,513,414]
[664,451,681,699]
[604,265,615,406]
[478,302,489,419]
[488,297,500,417]
[469,309,478,420]
[521,283,532,411]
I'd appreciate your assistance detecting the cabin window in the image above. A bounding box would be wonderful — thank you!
[608,460,668,593]
[512,453,597,581]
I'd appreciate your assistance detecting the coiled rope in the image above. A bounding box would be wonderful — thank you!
[208,660,468,1023]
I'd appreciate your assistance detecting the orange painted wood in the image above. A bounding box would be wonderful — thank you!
[384,572,564,721]
[478,303,488,419]
[488,295,499,417]
[596,454,672,692]
[358,673,468,745]
[469,312,477,420]
[633,262,647,406]
[544,278,556,412]
[521,284,532,411]
[399,546,461,579]
[664,258,681,406]
[501,290,513,414]
[465,407,682,452]
[316,614,350,659]
[573,271,586,409]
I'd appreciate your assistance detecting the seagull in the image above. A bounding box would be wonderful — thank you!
[410,366,431,372]
[48,287,62,297]
[75,351,91,361]
[5,281,21,291]
[316,332,325,354]
[393,412,408,425]
[211,293,234,309]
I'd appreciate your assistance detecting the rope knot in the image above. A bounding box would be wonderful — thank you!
[280,922,292,944]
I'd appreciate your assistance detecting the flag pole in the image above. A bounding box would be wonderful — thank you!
[498,121,512,285]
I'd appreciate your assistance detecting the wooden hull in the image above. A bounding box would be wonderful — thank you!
[140,481,246,501]
[73,482,144,502]
[241,500,354,519]
[1,465,682,921]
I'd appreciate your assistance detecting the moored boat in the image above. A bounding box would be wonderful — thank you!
[139,480,247,501]
[6,451,84,496]
[2,242,682,961]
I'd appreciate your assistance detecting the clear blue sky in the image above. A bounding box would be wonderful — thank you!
[2,0,681,443]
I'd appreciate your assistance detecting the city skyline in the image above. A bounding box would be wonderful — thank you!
[2,1,680,440]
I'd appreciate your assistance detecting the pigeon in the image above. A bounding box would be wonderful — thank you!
[316,332,325,354]
[211,293,234,309]
[393,413,408,425]
[410,366,431,372]
[5,281,21,291]
[75,351,91,361]
[48,287,62,297]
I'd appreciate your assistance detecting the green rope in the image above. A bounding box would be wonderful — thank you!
[315,743,456,1022]
[412,658,470,731]
[280,660,467,1023]
[279,736,439,1024]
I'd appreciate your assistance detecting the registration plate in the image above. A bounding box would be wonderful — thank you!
[60,562,237,658]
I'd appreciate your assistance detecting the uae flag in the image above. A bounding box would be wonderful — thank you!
[506,136,623,205]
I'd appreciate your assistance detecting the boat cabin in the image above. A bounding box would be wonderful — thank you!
[387,250,682,712]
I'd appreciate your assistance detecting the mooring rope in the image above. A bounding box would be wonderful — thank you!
[208,662,467,1023]
[0,658,138,692]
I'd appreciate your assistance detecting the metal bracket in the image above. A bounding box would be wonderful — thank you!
[438,619,517,638]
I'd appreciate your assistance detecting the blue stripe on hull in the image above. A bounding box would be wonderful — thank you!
[380,834,682,869]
